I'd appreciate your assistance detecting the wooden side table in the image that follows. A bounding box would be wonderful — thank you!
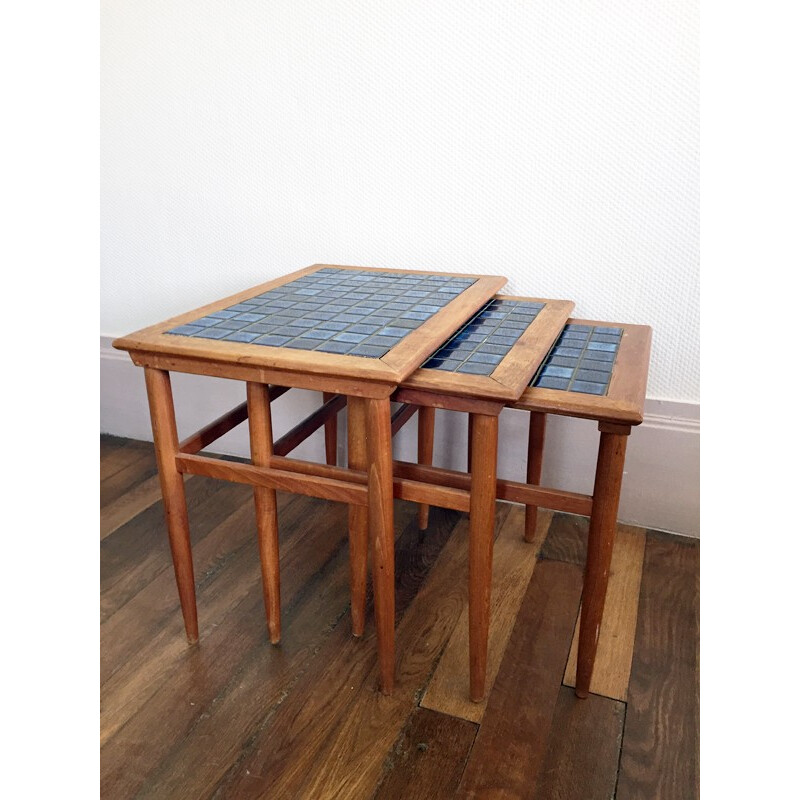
[112,264,506,694]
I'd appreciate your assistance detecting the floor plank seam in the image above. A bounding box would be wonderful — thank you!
[611,700,629,800]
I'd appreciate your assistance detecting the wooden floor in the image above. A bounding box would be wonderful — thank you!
[100,435,699,800]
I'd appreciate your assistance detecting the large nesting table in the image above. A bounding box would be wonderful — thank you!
[112,264,506,694]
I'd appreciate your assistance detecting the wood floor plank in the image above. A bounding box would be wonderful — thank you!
[100,477,249,622]
[372,707,478,800]
[101,472,190,540]
[134,502,465,800]
[563,524,646,701]
[531,686,625,799]
[215,505,510,800]
[456,559,584,800]
[100,435,152,480]
[421,507,553,723]
[616,532,699,800]
[101,499,353,798]
[100,490,321,744]
[539,511,588,566]
[100,448,158,508]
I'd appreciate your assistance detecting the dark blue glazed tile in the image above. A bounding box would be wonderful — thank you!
[469,351,503,365]
[227,331,261,343]
[458,362,495,375]
[576,369,610,383]
[570,380,607,395]
[208,310,238,320]
[315,340,352,354]
[548,356,580,368]
[302,329,336,340]
[193,327,231,339]
[581,359,613,373]
[380,326,409,337]
[317,320,349,331]
[348,323,381,335]
[541,365,574,379]
[586,341,618,352]
[367,335,399,348]
[234,312,263,323]
[349,343,389,357]
[192,317,224,328]
[584,350,616,362]
[333,332,366,343]
[252,334,291,346]
[537,376,570,390]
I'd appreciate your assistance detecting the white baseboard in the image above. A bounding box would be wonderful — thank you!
[101,336,700,537]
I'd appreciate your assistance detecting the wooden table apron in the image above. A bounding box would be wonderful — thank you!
[113,265,507,695]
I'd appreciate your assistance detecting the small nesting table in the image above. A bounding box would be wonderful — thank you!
[112,264,506,694]
[380,311,652,700]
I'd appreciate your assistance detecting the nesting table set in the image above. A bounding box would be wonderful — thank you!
[113,264,651,702]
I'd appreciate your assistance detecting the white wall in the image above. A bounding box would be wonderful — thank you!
[101,1,699,535]
[102,0,699,402]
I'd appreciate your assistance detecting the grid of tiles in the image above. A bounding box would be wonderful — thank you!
[165,268,476,358]
[422,298,544,376]
[531,324,622,395]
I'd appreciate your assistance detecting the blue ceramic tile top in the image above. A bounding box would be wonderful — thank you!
[530,324,622,395]
[164,268,476,358]
[422,298,545,376]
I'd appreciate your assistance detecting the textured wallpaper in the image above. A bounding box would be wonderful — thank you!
[101,1,699,401]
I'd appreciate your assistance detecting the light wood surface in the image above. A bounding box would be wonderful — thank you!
[175,452,368,505]
[416,405,435,530]
[422,507,553,722]
[467,412,499,702]
[143,368,198,644]
[563,524,646,700]
[247,382,282,643]
[322,391,338,465]
[514,320,652,425]
[525,411,547,543]
[576,428,630,697]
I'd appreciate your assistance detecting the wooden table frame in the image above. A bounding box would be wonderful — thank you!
[335,318,652,702]
[113,265,506,695]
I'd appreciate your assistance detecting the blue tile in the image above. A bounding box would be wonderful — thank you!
[167,325,203,336]
[193,327,231,339]
[536,376,570,390]
[314,340,352,354]
[234,312,264,323]
[570,380,607,395]
[207,310,238,320]
[586,341,618,352]
[349,343,388,357]
[576,368,611,383]
[469,352,503,365]
[333,332,366,343]
[252,334,291,346]
[541,365,574,379]
[191,317,222,328]
[379,326,409,337]
[458,362,494,375]
[227,331,261,343]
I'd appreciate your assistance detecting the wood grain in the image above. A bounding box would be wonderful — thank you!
[373,708,478,800]
[456,559,584,799]
[421,507,553,723]
[217,505,510,800]
[100,447,157,508]
[531,687,626,800]
[101,472,185,541]
[616,532,699,800]
[102,497,356,798]
[563,524,646,701]
[540,511,590,565]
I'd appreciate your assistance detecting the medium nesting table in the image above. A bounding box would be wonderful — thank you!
[112,264,506,694]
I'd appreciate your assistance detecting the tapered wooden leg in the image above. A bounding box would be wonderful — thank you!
[575,424,630,698]
[365,396,396,694]
[144,368,198,644]
[347,397,368,637]
[322,392,338,466]
[524,412,547,543]
[247,382,281,644]
[467,413,474,472]
[417,406,435,530]
[468,412,499,702]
